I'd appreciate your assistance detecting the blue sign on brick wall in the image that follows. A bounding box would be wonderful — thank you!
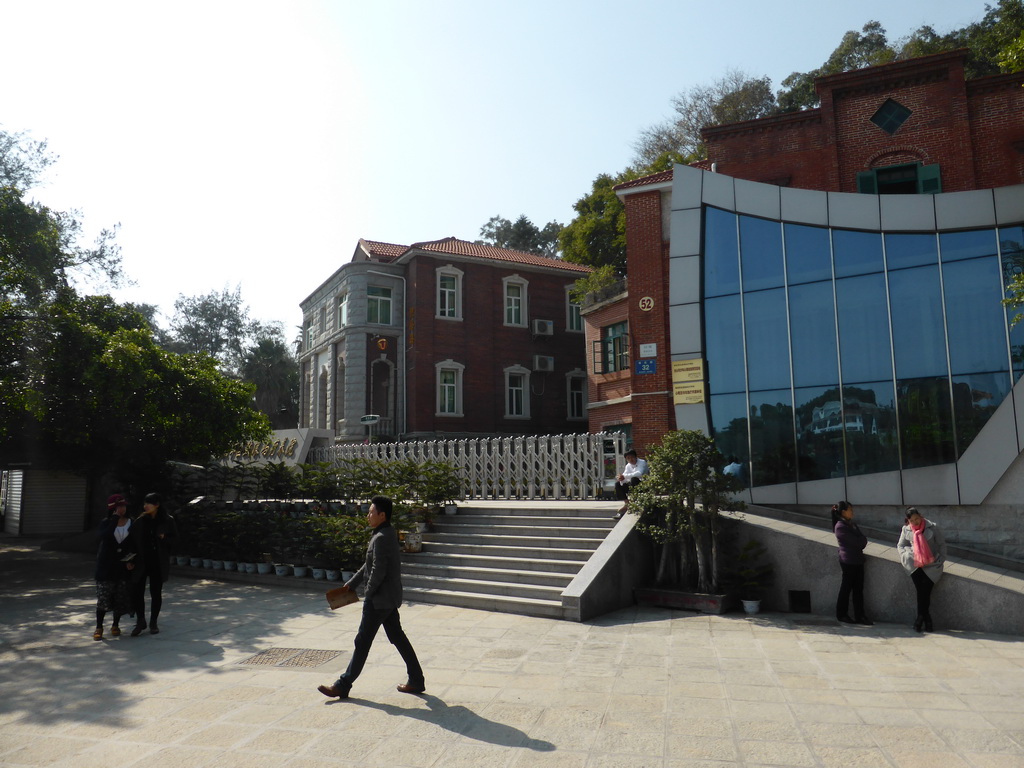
[635,359,656,375]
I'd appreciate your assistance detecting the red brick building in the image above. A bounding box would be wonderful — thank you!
[602,50,1024,459]
[300,237,591,442]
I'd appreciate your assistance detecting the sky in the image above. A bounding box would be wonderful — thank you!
[3,0,993,337]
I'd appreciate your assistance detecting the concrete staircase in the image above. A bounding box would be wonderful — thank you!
[402,502,619,618]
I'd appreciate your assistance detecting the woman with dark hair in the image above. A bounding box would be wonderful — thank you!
[93,494,137,640]
[832,500,872,626]
[897,507,946,632]
[130,492,177,636]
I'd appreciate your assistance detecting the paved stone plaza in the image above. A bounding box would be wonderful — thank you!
[1,540,1023,767]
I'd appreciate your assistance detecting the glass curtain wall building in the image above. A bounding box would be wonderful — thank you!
[669,165,1024,506]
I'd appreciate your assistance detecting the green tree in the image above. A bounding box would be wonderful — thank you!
[477,214,563,257]
[999,28,1024,69]
[2,292,270,491]
[239,331,299,429]
[777,21,896,112]
[167,285,268,376]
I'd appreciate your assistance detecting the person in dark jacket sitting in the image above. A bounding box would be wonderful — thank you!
[831,500,872,626]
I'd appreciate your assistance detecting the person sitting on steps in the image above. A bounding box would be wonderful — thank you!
[613,449,648,520]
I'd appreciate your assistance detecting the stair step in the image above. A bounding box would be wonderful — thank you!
[404,573,563,601]
[408,551,583,574]
[403,586,564,619]
[432,522,613,537]
[420,541,594,562]
[436,514,615,528]
[423,532,603,550]
[403,561,573,588]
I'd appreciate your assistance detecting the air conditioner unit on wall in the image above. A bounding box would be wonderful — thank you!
[532,319,554,336]
[533,355,555,372]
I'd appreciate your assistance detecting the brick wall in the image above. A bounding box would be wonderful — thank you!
[405,255,588,437]
[703,50,1024,192]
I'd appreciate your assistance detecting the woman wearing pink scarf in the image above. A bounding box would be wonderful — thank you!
[896,507,947,632]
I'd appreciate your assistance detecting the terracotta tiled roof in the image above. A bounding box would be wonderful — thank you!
[358,238,409,262]
[613,169,674,191]
[406,237,592,273]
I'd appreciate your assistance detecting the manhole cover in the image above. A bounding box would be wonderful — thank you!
[239,648,342,668]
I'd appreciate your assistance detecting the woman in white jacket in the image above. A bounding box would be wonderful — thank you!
[897,507,947,633]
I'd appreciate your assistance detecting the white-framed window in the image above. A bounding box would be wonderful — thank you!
[436,265,463,320]
[367,286,392,325]
[305,320,315,350]
[566,369,587,420]
[337,293,348,329]
[566,286,583,332]
[503,275,528,327]
[435,359,465,416]
[504,364,531,418]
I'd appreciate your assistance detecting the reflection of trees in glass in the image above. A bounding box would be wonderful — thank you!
[1001,231,1024,374]
[951,378,1003,456]
[712,417,749,466]
[749,399,796,486]
[898,378,956,468]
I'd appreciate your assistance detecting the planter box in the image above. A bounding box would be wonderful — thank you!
[634,586,737,615]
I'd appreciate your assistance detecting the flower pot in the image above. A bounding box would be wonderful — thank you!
[223,560,237,571]
[403,532,423,553]
[293,565,309,578]
[742,599,761,615]
[274,564,291,577]
[202,558,213,569]
[326,569,341,581]
[257,562,274,575]
[311,567,326,580]
[243,562,258,574]
[342,570,355,582]
[175,555,189,566]
[190,557,203,568]
[211,560,224,570]
[444,504,457,516]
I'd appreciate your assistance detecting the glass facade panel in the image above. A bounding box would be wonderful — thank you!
[702,200,1021,490]
[940,229,998,262]
[898,376,955,468]
[709,392,750,486]
[739,216,784,292]
[743,289,790,391]
[795,385,847,481]
[704,207,740,297]
[789,281,838,388]
[952,372,1011,456]
[785,223,832,285]
[888,266,947,379]
[885,232,938,270]
[748,389,795,486]
[833,229,883,277]
[835,273,893,382]
[842,382,899,476]
[1000,226,1024,381]
[705,295,745,394]
[942,257,1009,375]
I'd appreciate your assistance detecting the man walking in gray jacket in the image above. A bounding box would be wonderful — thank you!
[318,495,425,699]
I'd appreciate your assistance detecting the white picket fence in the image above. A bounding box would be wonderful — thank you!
[308,432,626,500]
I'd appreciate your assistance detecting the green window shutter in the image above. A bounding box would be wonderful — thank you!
[918,163,942,194]
[856,171,877,194]
[592,339,605,374]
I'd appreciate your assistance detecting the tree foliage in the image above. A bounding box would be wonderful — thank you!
[477,214,563,257]
[0,126,271,488]
[240,334,300,429]
[634,70,777,164]
[629,430,744,593]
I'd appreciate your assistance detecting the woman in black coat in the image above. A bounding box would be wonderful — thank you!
[93,494,137,640]
[831,500,872,626]
[130,492,177,636]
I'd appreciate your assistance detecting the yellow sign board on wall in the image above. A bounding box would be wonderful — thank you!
[671,359,706,404]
